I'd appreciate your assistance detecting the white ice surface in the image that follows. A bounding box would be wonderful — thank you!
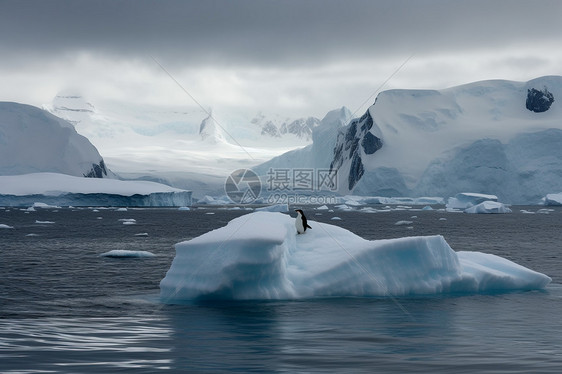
[160,212,551,300]
[464,201,512,214]
[0,173,187,196]
[100,250,156,258]
[545,193,562,205]
[446,192,498,210]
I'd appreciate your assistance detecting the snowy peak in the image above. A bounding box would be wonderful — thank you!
[252,106,351,174]
[0,102,114,178]
[330,108,383,191]
[251,112,320,141]
[199,112,227,144]
[46,92,97,126]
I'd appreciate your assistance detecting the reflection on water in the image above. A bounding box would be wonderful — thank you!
[0,317,173,372]
[2,289,562,373]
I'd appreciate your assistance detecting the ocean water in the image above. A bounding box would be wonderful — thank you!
[1,206,562,373]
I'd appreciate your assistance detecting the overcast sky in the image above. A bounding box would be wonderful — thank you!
[2,0,562,118]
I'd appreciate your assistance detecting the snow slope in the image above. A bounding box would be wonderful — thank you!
[160,212,550,300]
[0,102,113,178]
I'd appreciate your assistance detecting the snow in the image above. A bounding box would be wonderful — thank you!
[0,173,192,207]
[544,193,562,205]
[0,102,113,178]
[0,173,185,196]
[160,212,551,300]
[100,250,155,258]
[464,201,512,214]
[260,76,562,204]
[43,94,319,199]
[255,204,289,212]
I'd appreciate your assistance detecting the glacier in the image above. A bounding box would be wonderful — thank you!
[0,173,192,207]
[160,212,550,301]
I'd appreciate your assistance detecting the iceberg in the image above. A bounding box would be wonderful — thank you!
[160,212,550,301]
[446,192,498,210]
[464,201,512,214]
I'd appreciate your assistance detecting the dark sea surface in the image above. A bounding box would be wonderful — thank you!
[1,205,562,373]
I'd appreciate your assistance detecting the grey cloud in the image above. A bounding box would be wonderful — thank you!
[2,0,562,69]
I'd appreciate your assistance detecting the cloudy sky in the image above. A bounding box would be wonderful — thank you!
[2,0,562,118]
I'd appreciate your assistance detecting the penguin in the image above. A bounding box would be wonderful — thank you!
[295,209,312,234]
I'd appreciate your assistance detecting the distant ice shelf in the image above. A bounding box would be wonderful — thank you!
[0,173,192,207]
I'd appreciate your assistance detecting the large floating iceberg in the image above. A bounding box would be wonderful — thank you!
[160,212,550,300]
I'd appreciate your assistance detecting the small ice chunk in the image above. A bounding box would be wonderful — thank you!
[100,250,155,258]
[395,220,413,225]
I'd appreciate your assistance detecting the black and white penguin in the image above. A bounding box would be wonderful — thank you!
[295,209,312,234]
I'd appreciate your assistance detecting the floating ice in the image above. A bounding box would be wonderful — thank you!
[447,193,498,210]
[160,212,550,300]
[33,202,61,209]
[464,201,512,214]
[395,220,414,226]
[118,218,136,225]
[100,250,155,258]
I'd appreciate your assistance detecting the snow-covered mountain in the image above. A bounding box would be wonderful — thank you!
[251,112,320,141]
[41,92,323,197]
[0,102,114,178]
[260,76,562,204]
[199,112,227,144]
[253,107,351,174]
